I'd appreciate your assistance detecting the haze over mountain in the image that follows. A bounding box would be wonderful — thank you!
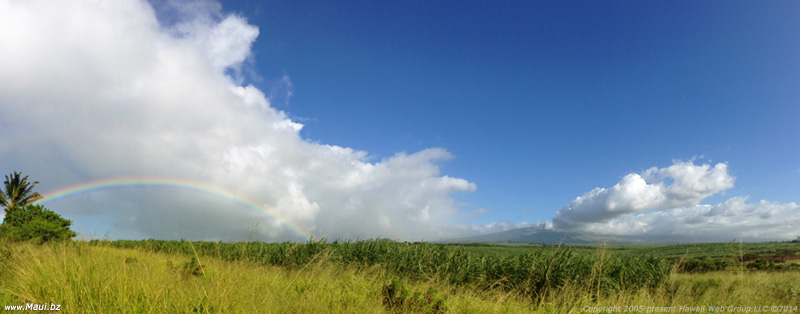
[442,226,755,245]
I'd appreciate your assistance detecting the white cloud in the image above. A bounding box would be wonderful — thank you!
[553,160,735,229]
[0,0,474,241]
[550,160,800,241]
[579,197,800,242]
[642,161,735,208]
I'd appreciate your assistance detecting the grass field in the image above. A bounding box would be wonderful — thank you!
[459,241,800,259]
[1,239,799,313]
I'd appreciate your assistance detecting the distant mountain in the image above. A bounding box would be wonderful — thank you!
[442,227,643,245]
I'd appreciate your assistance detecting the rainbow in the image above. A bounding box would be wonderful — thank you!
[36,177,316,240]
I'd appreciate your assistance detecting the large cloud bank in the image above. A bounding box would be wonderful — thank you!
[551,160,800,241]
[0,0,474,241]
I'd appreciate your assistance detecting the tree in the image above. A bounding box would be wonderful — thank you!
[1,171,43,214]
[0,173,75,242]
[0,204,77,242]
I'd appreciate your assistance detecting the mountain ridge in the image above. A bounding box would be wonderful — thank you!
[441,227,644,244]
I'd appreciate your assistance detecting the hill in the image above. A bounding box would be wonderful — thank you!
[442,227,642,244]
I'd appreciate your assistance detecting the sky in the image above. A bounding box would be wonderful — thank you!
[0,0,798,242]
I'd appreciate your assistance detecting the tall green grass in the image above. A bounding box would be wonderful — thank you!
[90,238,670,301]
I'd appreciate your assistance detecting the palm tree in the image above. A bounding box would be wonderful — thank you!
[1,171,43,213]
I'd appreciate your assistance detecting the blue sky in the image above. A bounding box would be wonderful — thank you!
[229,1,800,224]
[0,0,798,241]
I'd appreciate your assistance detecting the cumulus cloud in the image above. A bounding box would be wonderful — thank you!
[579,197,800,242]
[551,160,799,241]
[553,160,735,229]
[0,0,474,241]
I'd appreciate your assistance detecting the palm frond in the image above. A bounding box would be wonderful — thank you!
[1,171,42,210]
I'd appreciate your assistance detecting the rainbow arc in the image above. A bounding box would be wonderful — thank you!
[36,177,316,240]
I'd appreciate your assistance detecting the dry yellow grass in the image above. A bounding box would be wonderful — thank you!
[0,242,533,313]
[1,241,798,313]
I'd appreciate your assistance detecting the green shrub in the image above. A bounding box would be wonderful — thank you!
[740,253,759,262]
[677,257,729,273]
[747,259,785,271]
[381,279,445,313]
[182,256,204,277]
[0,204,76,243]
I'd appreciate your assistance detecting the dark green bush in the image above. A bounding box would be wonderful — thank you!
[182,256,204,277]
[382,279,445,313]
[746,259,788,271]
[677,257,729,273]
[0,204,76,243]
